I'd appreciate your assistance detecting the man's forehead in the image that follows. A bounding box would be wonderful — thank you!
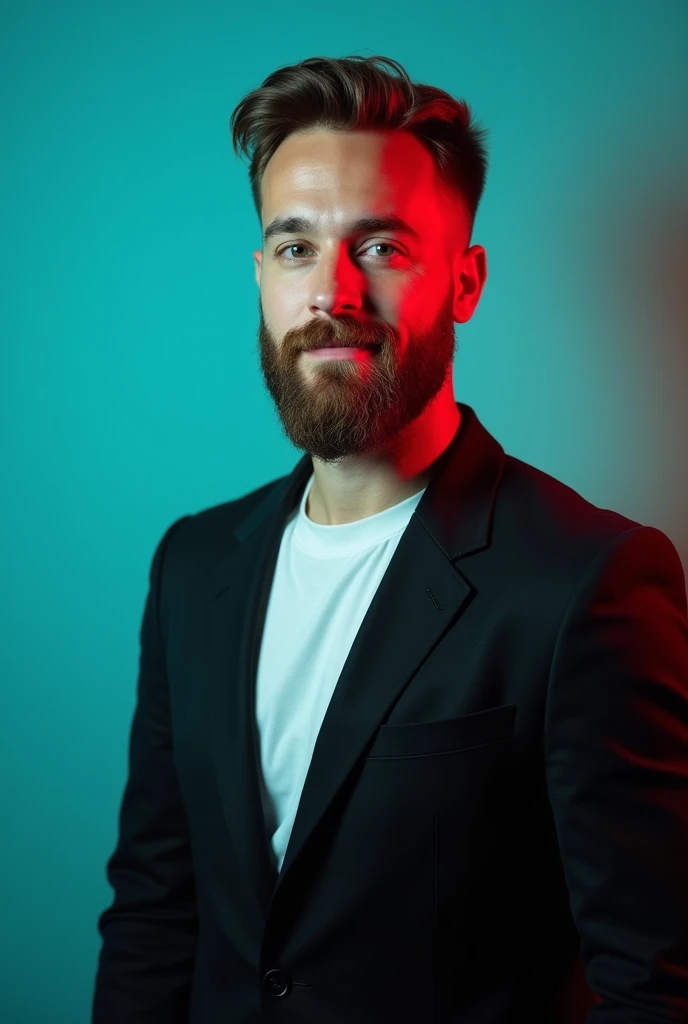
[263,128,440,201]
[260,129,465,244]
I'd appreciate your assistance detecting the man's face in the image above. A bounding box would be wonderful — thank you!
[254,128,484,462]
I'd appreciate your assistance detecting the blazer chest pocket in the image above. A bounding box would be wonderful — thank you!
[365,703,516,759]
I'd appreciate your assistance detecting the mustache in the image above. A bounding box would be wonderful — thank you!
[297,320,388,352]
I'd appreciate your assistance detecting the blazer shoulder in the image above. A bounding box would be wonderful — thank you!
[497,453,683,583]
[502,451,645,539]
[151,471,291,571]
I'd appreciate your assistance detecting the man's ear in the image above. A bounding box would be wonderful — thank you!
[452,244,488,324]
[253,250,262,287]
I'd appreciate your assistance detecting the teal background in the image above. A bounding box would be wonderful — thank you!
[2,1,687,1019]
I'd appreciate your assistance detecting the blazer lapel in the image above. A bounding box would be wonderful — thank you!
[210,402,506,926]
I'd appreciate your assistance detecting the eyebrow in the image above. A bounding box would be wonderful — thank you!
[262,214,420,245]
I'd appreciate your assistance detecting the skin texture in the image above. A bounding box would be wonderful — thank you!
[254,127,487,525]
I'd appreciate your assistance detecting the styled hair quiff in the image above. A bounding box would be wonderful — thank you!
[229,54,490,236]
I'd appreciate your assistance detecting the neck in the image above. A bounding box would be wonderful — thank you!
[306,389,461,525]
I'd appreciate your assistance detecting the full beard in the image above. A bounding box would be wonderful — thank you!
[256,293,457,463]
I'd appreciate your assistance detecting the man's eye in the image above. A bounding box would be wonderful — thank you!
[277,242,401,261]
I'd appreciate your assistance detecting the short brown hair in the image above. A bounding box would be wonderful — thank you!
[229,54,490,237]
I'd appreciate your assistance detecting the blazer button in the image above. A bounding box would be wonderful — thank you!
[262,968,292,998]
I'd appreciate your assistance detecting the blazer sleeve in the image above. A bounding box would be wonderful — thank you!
[92,515,197,1024]
[544,525,688,1022]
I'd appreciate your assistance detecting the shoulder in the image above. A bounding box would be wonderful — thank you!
[494,452,681,586]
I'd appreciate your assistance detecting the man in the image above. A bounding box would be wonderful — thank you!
[93,55,688,1023]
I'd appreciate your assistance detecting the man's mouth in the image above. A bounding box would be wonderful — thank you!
[304,345,379,360]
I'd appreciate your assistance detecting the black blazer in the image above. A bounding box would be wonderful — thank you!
[92,401,688,1023]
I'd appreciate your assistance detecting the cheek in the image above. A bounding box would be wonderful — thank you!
[393,287,431,328]
[263,278,306,321]
[403,272,452,324]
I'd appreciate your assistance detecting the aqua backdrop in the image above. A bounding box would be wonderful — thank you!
[2,1,687,1020]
